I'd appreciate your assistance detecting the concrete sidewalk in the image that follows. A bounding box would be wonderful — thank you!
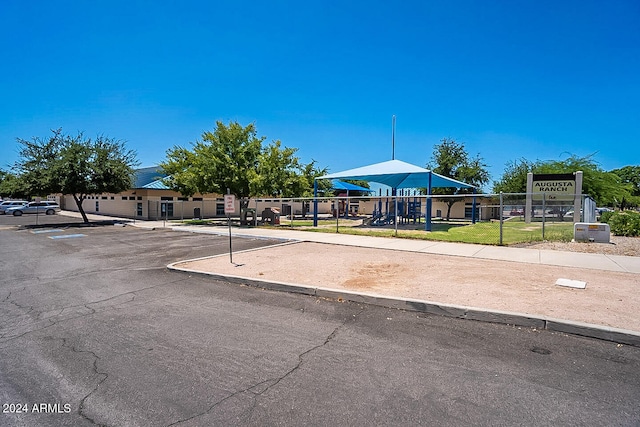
[58,210,640,274]
[149,220,640,273]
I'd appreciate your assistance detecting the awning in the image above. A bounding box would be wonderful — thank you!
[331,180,373,192]
[318,159,474,189]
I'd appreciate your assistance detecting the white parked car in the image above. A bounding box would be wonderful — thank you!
[0,200,28,214]
[6,201,60,216]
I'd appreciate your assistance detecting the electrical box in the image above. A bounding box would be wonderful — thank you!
[574,223,610,243]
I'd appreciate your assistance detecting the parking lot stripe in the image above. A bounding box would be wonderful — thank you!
[48,234,87,239]
[31,229,64,234]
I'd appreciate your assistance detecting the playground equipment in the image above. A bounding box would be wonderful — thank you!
[369,190,423,226]
[260,207,280,225]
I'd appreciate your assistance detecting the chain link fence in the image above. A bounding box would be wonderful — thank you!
[156,192,591,245]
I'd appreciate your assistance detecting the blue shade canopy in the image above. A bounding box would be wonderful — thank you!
[133,166,167,188]
[318,159,474,189]
[331,180,373,192]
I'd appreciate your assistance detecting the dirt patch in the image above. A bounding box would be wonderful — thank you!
[344,262,407,289]
[176,241,640,332]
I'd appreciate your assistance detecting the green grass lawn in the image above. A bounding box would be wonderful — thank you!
[174,217,575,246]
[295,219,575,245]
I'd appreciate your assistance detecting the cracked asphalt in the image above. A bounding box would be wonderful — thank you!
[1,216,640,426]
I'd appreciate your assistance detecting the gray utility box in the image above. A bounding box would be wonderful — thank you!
[574,223,610,243]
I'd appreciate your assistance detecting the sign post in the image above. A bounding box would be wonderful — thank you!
[224,192,236,263]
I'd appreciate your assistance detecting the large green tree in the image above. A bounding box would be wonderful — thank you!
[610,165,640,209]
[427,138,490,221]
[492,158,536,194]
[0,170,30,199]
[15,129,138,222]
[161,121,324,210]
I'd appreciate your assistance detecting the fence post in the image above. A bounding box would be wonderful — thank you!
[542,193,546,240]
[335,197,339,233]
[255,198,258,227]
[499,192,504,245]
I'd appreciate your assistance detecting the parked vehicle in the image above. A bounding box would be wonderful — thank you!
[6,201,60,216]
[0,200,28,214]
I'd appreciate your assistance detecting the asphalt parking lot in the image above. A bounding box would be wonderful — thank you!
[1,214,640,426]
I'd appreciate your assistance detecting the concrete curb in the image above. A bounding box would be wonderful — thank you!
[167,256,640,348]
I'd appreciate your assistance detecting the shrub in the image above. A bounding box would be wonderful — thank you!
[607,211,640,237]
[599,210,614,224]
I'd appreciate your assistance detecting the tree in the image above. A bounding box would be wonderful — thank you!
[300,160,331,197]
[610,166,640,209]
[15,129,139,222]
[254,140,308,198]
[492,158,536,194]
[161,121,262,211]
[0,170,30,199]
[427,138,490,221]
[161,121,323,211]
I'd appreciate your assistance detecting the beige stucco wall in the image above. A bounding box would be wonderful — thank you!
[62,191,495,221]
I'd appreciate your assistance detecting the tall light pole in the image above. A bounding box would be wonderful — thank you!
[391,115,396,160]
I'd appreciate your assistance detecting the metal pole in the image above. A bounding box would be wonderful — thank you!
[542,193,546,240]
[313,180,318,227]
[335,197,339,233]
[255,198,258,227]
[425,173,433,231]
[394,192,398,237]
[392,115,396,160]
[472,189,477,224]
[499,192,504,245]
[227,188,233,264]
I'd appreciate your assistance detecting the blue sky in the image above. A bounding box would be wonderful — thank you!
[1,0,638,190]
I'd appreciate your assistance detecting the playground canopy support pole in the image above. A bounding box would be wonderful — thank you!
[394,188,398,237]
[472,188,477,224]
[425,173,432,231]
[313,180,318,227]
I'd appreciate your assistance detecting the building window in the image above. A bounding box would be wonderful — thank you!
[137,202,143,216]
[122,196,128,200]
[464,203,480,219]
[129,196,135,200]
[178,197,188,201]
[216,203,225,215]
[95,201,99,212]
[192,197,203,201]
[101,196,107,200]
[137,196,142,200]
[161,202,174,217]
[110,196,114,200]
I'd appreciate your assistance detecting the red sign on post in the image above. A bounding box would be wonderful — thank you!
[224,194,236,214]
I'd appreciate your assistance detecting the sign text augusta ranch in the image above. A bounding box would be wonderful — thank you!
[525,171,583,223]
[531,173,576,201]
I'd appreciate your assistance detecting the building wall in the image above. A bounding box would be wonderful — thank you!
[62,191,493,221]
[62,191,335,220]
